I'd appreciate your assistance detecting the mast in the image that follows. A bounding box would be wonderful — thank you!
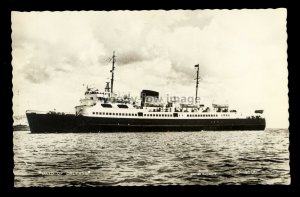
[195,64,199,103]
[110,51,116,93]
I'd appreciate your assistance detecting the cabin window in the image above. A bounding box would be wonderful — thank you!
[150,114,152,116]
[112,113,115,115]
[96,112,98,115]
[109,113,112,115]
[138,112,143,117]
[93,112,95,114]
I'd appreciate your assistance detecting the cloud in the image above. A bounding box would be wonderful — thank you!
[24,64,50,83]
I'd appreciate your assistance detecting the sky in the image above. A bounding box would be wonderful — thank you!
[12,9,288,128]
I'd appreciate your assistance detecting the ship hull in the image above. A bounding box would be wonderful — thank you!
[26,112,266,133]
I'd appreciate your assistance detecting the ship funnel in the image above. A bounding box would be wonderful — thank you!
[140,90,159,107]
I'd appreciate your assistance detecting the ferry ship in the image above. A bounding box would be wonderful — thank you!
[26,52,266,133]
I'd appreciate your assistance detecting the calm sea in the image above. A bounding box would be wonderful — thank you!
[13,129,289,187]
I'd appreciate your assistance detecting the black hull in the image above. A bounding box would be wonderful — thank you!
[26,112,266,133]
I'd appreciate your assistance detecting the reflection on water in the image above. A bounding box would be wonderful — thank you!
[14,129,289,186]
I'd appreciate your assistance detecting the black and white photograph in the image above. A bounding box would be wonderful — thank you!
[12,9,289,186]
